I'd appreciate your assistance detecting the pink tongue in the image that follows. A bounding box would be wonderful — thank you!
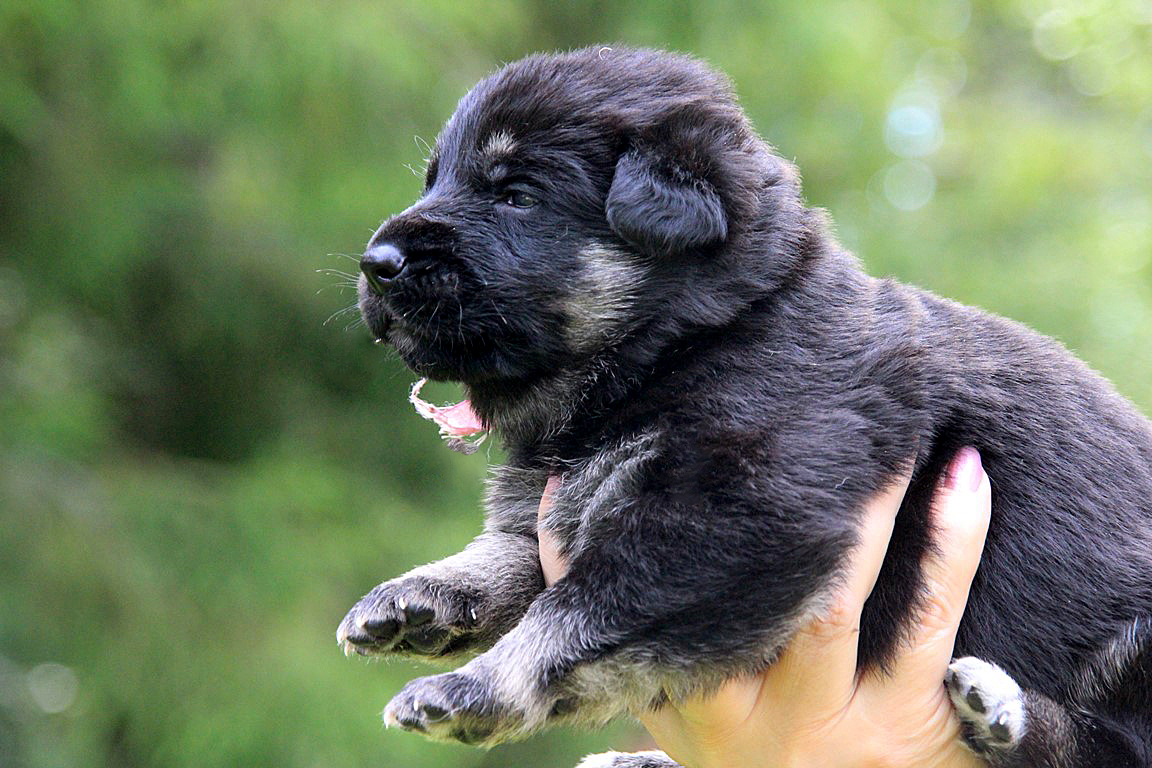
[409,379,487,453]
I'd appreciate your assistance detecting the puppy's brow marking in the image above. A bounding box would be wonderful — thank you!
[481,130,517,161]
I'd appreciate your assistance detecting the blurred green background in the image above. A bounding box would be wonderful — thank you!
[1,1,1150,766]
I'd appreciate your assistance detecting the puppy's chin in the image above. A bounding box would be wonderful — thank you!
[394,340,484,383]
[388,327,509,385]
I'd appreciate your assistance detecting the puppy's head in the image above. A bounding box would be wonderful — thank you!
[359,47,811,404]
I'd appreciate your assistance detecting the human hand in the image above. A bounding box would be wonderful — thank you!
[539,448,992,768]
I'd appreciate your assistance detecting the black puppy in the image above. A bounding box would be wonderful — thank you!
[337,47,1152,767]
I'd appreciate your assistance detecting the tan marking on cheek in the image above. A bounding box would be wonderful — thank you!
[565,243,646,350]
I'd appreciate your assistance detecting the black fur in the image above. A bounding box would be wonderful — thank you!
[339,47,1152,767]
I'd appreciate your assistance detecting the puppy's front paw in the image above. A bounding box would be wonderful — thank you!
[337,575,481,657]
[575,750,681,768]
[946,657,1026,757]
[384,671,520,746]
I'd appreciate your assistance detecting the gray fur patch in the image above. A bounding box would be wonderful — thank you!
[1069,617,1144,707]
[481,367,591,444]
[541,431,659,560]
[484,464,549,537]
[565,243,647,351]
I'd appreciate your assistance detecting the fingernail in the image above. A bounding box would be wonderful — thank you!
[944,446,984,492]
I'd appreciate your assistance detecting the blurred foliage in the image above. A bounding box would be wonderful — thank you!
[1,0,1150,766]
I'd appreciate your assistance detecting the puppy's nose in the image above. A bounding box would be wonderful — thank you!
[360,243,406,294]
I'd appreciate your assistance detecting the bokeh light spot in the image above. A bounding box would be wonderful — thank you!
[883,161,937,211]
[26,663,79,714]
[885,104,942,158]
[1033,10,1084,61]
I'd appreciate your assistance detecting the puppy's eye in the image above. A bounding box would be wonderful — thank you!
[501,190,538,209]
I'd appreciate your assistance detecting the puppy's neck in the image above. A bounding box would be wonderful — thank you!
[465,320,724,462]
[466,362,611,458]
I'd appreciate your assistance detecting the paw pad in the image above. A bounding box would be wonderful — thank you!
[383,672,506,745]
[946,656,1026,756]
[337,576,479,657]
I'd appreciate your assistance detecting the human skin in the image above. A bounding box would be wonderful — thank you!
[539,447,992,768]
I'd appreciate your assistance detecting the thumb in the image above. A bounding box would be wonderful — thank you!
[539,475,568,586]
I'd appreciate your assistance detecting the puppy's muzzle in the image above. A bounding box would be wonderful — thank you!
[361,242,406,295]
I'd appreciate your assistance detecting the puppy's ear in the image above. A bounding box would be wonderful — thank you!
[606,145,728,256]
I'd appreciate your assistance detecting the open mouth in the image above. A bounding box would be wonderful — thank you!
[408,377,488,453]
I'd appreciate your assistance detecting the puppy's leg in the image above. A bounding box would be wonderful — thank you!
[337,530,544,660]
[379,581,609,744]
[379,506,834,746]
[948,623,1152,768]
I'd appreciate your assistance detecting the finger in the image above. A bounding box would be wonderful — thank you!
[775,464,914,708]
[885,447,991,692]
[538,475,568,586]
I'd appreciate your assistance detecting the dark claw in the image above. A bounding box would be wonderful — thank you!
[342,629,381,648]
[549,697,578,717]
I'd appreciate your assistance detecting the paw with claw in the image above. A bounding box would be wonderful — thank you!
[337,574,484,658]
[946,656,1026,758]
[383,671,520,746]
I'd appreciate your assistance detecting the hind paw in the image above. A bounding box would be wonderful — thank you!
[946,656,1026,756]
